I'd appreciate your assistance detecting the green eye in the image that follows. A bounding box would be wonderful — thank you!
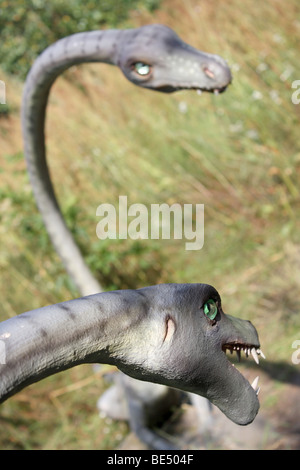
[133,62,151,76]
[203,299,218,321]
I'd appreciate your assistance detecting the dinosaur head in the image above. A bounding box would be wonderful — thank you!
[117,283,262,426]
[0,283,262,426]
[118,24,232,94]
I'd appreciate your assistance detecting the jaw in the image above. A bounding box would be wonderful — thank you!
[205,351,260,425]
[154,84,229,94]
[197,314,262,425]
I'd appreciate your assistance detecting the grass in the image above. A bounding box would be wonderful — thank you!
[0,0,300,449]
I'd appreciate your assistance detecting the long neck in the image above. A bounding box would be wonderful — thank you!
[0,290,135,403]
[21,30,124,296]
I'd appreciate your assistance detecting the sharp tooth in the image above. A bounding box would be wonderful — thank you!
[214,89,219,95]
[251,348,259,364]
[197,89,202,95]
[251,376,259,390]
[257,349,266,359]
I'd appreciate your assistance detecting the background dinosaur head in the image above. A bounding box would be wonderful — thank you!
[118,24,232,94]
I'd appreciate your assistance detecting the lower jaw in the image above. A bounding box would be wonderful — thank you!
[208,384,260,425]
[204,354,261,425]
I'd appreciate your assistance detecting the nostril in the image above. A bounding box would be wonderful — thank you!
[203,65,215,79]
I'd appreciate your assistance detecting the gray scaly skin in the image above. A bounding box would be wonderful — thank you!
[21,24,232,296]
[0,283,261,426]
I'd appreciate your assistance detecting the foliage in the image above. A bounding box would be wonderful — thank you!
[0,0,160,78]
[86,238,166,291]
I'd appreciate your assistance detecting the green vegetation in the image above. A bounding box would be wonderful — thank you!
[0,0,160,78]
[0,0,299,449]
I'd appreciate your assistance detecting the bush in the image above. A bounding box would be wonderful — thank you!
[0,0,160,78]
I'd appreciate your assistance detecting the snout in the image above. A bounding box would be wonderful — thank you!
[201,56,232,90]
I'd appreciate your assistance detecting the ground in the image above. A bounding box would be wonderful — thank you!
[117,369,300,450]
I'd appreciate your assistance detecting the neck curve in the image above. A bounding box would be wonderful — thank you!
[0,289,141,403]
[21,30,124,296]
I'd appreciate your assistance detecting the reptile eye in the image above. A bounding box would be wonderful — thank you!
[132,62,152,77]
[203,299,218,321]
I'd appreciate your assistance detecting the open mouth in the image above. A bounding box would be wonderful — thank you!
[156,85,229,94]
[196,85,228,95]
[222,342,266,395]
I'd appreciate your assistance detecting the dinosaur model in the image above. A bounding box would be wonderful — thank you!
[0,24,264,449]
[0,283,263,426]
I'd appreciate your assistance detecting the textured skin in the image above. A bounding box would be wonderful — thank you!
[21,24,231,296]
[0,283,260,425]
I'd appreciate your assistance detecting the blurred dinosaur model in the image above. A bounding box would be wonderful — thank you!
[3,24,256,449]
[21,24,231,296]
